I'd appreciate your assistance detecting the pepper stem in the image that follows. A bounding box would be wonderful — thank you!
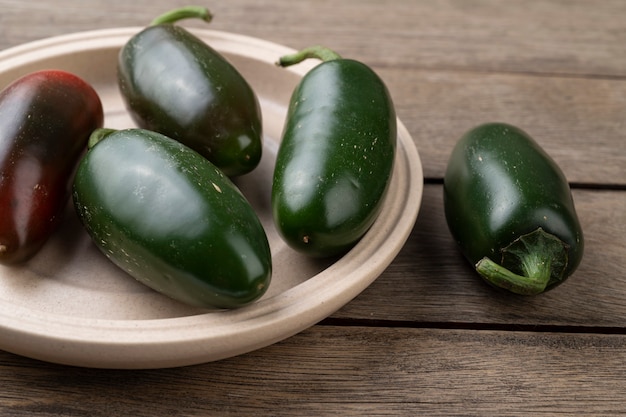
[475,227,569,295]
[277,45,342,67]
[88,128,117,149]
[150,6,213,26]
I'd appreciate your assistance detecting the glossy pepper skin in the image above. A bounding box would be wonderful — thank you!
[117,7,263,177]
[272,46,397,257]
[72,128,271,309]
[0,70,103,264]
[443,122,584,295]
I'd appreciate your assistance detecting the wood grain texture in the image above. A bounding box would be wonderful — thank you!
[382,68,626,183]
[2,0,626,77]
[0,0,624,415]
[1,1,623,184]
[1,325,625,416]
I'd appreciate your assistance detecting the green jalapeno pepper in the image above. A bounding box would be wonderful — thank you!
[0,70,103,264]
[272,46,397,257]
[443,122,584,295]
[72,128,271,308]
[117,6,262,177]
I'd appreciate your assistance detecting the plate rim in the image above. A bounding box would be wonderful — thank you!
[0,28,424,368]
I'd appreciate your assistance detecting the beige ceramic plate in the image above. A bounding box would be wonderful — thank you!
[0,28,423,369]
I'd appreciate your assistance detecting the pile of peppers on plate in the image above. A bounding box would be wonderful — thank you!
[0,6,583,309]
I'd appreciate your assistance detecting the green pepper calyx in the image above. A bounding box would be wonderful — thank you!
[475,227,569,295]
[277,45,342,67]
[150,6,213,26]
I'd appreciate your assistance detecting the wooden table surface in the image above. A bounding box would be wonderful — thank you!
[1,0,625,415]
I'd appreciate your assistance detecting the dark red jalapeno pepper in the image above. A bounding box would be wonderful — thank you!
[0,70,104,264]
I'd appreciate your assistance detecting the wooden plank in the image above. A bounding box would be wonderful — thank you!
[334,185,626,328]
[1,0,625,78]
[2,2,624,184]
[1,325,625,416]
[2,3,624,185]
[381,68,626,184]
